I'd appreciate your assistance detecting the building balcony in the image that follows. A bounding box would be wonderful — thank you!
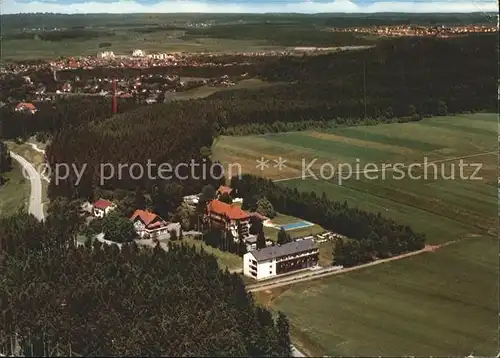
[276,249,319,263]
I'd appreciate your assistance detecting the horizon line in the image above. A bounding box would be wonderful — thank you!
[2,11,497,15]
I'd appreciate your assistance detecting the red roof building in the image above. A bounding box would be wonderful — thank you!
[205,200,250,239]
[15,102,37,114]
[130,209,170,239]
[93,199,113,210]
[207,200,249,220]
[217,185,233,196]
[92,199,116,218]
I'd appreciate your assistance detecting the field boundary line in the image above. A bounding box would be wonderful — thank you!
[248,241,462,292]
[272,150,497,182]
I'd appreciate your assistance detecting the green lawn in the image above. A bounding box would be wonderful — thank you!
[170,78,282,101]
[214,113,498,355]
[214,114,497,245]
[263,212,325,242]
[3,34,275,61]
[174,236,242,271]
[0,162,29,217]
[257,237,497,357]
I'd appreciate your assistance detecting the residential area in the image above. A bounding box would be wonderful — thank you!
[80,184,343,281]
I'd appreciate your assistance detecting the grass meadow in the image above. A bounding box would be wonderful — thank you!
[214,113,497,244]
[255,236,497,356]
[214,113,498,356]
[169,79,281,101]
[0,162,29,217]
[3,31,274,61]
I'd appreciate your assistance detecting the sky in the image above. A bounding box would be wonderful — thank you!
[1,0,497,14]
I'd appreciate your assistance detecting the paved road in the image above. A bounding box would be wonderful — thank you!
[27,142,45,154]
[9,152,45,221]
[27,142,50,183]
[45,91,105,97]
[291,345,306,357]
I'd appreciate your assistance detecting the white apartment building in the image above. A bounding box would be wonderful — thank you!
[243,238,319,280]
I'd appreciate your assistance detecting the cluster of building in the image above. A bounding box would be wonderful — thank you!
[333,24,498,38]
[88,198,181,239]
[187,186,321,280]
[85,184,322,281]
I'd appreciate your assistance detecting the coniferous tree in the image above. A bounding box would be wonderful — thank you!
[277,228,291,245]
[0,212,292,357]
[276,312,292,357]
[256,231,267,250]
[219,192,233,204]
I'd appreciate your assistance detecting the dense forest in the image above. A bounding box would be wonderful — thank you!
[214,34,496,134]
[46,103,225,218]
[0,97,139,141]
[231,175,426,267]
[0,213,291,356]
[0,142,13,185]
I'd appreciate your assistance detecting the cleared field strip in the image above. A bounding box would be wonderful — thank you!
[214,114,497,243]
[270,237,497,357]
[248,244,446,292]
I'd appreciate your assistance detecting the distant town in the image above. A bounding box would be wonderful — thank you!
[334,24,497,37]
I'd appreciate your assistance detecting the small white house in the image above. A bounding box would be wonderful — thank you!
[183,194,200,206]
[92,199,116,218]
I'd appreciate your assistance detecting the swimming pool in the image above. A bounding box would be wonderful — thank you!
[280,221,314,231]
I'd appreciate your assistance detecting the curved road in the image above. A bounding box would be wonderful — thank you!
[9,152,45,221]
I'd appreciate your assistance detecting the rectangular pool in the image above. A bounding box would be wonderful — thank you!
[280,221,314,231]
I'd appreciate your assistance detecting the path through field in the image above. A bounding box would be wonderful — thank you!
[248,241,457,292]
[273,150,497,182]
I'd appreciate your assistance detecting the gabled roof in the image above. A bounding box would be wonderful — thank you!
[130,209,157,225]
[217,185,233,195]
[250,238,317,262]
[16,102,37,110]
[93,198,113,210]
[249,212,269,221]
[207,200,249,220]
[130,209,166,228]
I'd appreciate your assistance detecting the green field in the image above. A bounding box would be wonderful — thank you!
[170,79,282,101]
[173,236,242,271]
[256,237,497,356]
[263,212,325,240]
[0,162,29,217]
[214,113,498,355]
[1,14,376,60]
[214,114,497,244]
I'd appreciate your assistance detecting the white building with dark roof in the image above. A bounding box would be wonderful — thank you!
[243,238,319,280]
